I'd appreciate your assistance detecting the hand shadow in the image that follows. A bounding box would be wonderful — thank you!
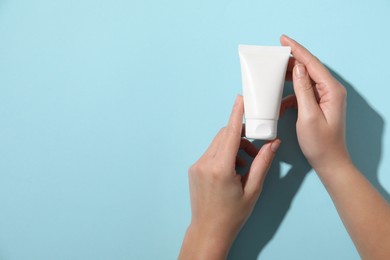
[329,68,388,202]
[228,83,311,259]
[228,69,387,259]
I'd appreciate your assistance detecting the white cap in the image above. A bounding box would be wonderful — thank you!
[245,119,277,140]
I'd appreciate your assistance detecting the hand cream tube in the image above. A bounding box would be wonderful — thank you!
[239,45,291,140]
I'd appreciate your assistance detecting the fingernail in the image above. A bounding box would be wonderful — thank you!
[271,140,281,152]
[234,94,241,106]
[295,64,306,78]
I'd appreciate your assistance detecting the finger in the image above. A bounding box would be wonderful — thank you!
[236,156,246,167]
[292,63,322,117]
[279,95,297,117]
[244,139,281,197]
[216,95,244,165]
[241,124,246,137]
[240,138,258,158]
[202,127,225,159]
[280,35,335,85]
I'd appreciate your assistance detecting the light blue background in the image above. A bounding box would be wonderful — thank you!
[0,0,389,259]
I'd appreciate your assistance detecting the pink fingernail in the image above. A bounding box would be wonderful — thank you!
[234,94,241,106]
[295,64,306,78]
[271,140,281,152]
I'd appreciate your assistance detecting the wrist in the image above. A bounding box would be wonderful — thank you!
[313,156,357,187]
[310,147,352,176]
[179,223,235,260]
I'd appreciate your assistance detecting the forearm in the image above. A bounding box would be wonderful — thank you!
[317,162,390,260]
[178,224,233,260]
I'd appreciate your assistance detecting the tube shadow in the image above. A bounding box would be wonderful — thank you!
[228,69,386,259]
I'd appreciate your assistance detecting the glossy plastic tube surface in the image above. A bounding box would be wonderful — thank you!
[239,45,291,140]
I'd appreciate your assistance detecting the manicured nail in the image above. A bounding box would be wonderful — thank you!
[271,139,281,152]
[295,64,306,78]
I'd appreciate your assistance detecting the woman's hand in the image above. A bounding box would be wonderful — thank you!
[281,35,390,260]
[179,95,280,260]
[280,35,352,175]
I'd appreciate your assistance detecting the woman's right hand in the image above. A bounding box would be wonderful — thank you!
[280,36,390,260]
[280,35,352,174]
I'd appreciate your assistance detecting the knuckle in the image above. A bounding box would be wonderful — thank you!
[312,55,322,64]
[210,163,224,175]
[188,163,198,175]
[210,172,222,182]
[260,152,272,167]
[330,83,347,102]
[339,85,347,98]
[189,159,229,182]
[306,55,321,67]
[189,161,206,175]
[211,162,230,182]
[300,82,314,92]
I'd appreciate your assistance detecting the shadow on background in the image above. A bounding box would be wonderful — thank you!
[228,68,386,259]
[331,69,388,202]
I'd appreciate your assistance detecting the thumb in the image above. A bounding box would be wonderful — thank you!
[293,63,321,118]
[243,139,280,197]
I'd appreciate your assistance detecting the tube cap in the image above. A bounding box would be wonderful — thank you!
[245,119,277,140]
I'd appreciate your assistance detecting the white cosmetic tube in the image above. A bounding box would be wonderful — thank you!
[239,45,291,140]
